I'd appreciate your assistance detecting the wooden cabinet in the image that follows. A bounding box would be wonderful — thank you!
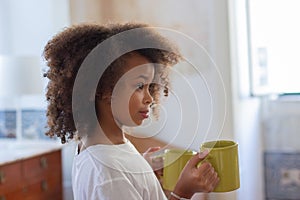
[0,149,62,200]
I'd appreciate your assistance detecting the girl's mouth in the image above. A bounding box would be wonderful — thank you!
[139,111,149,119]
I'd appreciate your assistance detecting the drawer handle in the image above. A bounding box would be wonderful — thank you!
[22,186,28,193]
[0,195,6,200]
[0,171,5,184]
[41,180,48,192]
[40,157,48,169]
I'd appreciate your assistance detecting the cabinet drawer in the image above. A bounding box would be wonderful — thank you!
[0,190,25,200]
[0,148,62,200]
[23,175,62,200]
[0,162,22,193]
[22,150,61,179]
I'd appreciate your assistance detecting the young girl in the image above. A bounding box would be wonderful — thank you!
[43,23,219,200]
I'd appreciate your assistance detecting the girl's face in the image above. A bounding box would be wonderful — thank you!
[111,53,155,127]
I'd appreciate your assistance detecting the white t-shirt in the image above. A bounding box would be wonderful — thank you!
[72,140,167,200]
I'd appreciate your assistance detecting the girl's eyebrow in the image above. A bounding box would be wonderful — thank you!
[134,75,149,80]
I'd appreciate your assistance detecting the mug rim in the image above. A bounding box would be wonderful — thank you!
[201,140,237,150]
[164,148,196,155]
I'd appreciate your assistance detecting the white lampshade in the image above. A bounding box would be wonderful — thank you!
[0,56,44,97]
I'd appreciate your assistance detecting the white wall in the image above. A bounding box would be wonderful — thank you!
[0,0,12,54]
[0,0,70,56]
[229,0,264,200]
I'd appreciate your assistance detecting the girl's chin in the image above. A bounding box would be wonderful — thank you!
[126,121,142,127]
[117,115,147,127]
[120,120,142,128]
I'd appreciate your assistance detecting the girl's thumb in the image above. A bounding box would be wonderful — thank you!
[187,150,209,168]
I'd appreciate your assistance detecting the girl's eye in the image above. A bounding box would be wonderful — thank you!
[136,82,145,90]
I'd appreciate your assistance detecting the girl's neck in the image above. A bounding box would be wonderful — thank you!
[79,121,126,152]
[79,98,128,150]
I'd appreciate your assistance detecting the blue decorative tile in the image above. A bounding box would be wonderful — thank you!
[264,152,300,199]
[0,110,17,139]
[21,109,51,140]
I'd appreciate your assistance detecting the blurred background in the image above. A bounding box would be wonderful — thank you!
[0,0,299,200]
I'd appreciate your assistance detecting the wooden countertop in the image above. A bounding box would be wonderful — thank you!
[0,140,62,165]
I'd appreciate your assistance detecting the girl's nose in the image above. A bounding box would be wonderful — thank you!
[143,87,153,105]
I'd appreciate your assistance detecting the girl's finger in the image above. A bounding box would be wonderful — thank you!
[197,161,213,175]
[144,146,161,154]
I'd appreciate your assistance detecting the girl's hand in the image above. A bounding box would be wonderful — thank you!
[143,147,163,170]
[143,147,163,184]
[173,151,219,199]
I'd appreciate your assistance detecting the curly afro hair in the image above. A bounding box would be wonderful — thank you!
[43,22,182,144]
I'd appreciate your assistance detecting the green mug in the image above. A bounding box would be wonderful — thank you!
[200,140,240,192]
[162,149,196,191]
